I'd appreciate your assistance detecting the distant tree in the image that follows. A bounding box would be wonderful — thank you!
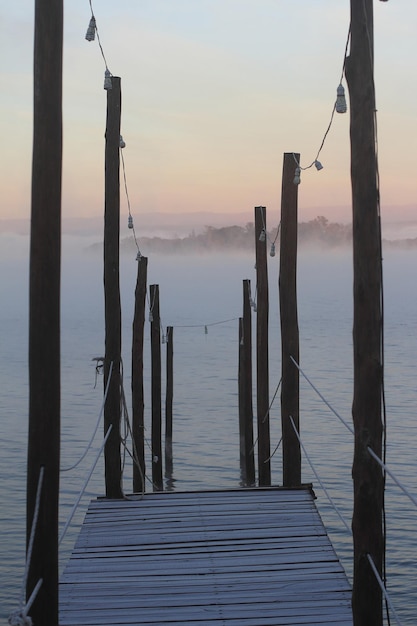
[117,216,354,255]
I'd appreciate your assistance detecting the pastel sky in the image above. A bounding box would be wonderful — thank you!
[1,0,416,226]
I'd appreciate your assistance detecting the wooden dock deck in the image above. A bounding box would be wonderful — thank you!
[59,487,352,625]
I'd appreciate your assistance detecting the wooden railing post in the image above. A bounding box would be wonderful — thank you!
[346,1,383,623]
[255,206,271,486]
[165,326,174,481]
[279,152,301,487]
[239,280,255,486]
[132,255,147,494]
[238,317,245,474]
[27,1,63,622]
[103,76,123,499]
[150,284,163,491]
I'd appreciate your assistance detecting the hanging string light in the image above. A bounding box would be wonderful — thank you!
[85,0,144,263]
[336,83,347,113]
[293,166,301,185]
[103,68,112,90]
[289,25,351,183]
[85,16,96,41]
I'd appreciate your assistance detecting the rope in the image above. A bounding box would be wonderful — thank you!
[290,356,354,435]
[366,554,403,626]
[87,0,109,70]
[59,425,113,546]
[174,316,239,329]
[251,377,282,456]
[14,578,43,625]
[8,579,43,626]
[367,446,417,509]
[61,361,114,472]
[121,375,157,495]
[120,147,142,257]
[289,416,351,533]
[264,436,282,463]
[292,23,351,173]
[9,468,44,626]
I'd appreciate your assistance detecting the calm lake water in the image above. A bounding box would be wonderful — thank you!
[1,234,416,624]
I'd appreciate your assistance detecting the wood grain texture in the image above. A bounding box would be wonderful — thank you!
[60,488,352,625]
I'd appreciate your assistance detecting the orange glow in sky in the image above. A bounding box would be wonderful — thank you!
[1,1,416,227]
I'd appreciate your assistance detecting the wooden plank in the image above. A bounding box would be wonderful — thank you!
[60,488,352,625]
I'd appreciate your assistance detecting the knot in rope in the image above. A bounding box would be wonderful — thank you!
[8,611,33,626]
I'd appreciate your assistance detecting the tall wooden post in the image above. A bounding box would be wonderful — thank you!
[238,317,245,473]
[132,255,147,494]
[255,206,271,486]
[103,76,123,499]
[150,284,163,491]
[346,2,383,624]
[165,326,174,480]
[241,280,255,485]
[27,1,63,622]
[279,152,301,487]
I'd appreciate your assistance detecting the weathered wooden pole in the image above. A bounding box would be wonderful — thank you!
[150,284,163,491]
[254,206,271,486]
[103,76,123,499]
[27,1,62,622]
[238,317,245,473]
[345,1,383,624]
[279,152,301,487]
[132,255,148,493]
[165,326,174,478]
[241,280,255,485]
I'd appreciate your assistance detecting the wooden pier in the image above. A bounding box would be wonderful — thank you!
[59,487,352,625]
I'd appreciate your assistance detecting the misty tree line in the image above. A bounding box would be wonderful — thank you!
[121,215,416,255]
[122,216,351,254]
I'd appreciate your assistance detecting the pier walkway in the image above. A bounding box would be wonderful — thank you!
[59,487,352,625]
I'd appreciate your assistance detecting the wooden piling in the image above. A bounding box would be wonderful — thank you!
[27,1,63,622]
[238,317,245,473]
[103,76,123,499]
[254,206,271,486]
[239,280,255,486]
[279,152,301,487]
[150,284,163,491]
[165,326,174,479]
[132,256,148,494]
[346,1,383,623]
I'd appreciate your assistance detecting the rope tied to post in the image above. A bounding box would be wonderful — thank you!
[9,468,44,626]
[8,613,33,626]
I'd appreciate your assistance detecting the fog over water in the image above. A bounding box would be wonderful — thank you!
[1,232,417,623]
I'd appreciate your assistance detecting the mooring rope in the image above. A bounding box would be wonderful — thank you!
[289,416,351,533]
[290,356,354,435]
[61,360,114,472]
[367,554,403,626]
[9,578,44,626]
[119,378,151,497]
[367,446,417,509]
[59,425,112,546]
[173,316,239,330]
[264,436,282,463]
[250,377,282,456]
[9,468,44,626]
